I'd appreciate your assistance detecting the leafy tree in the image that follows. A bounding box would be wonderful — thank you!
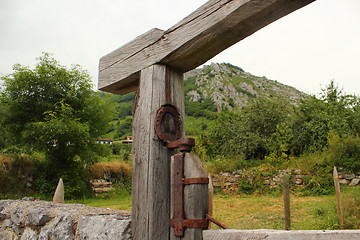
[291,81,359,155]
[328,133,360,174]
[0,53,115,197]
[206,99,289,159]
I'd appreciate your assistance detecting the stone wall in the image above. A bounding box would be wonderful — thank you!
[212,169,360,194]
[0,198,131,240]
[1,199,360,240]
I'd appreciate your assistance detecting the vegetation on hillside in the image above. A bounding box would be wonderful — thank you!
[103,63,308,140]
[1,58,359,204]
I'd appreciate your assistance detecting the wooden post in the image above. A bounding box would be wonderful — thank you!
[333,166,344,229]
[208,174,214,229]
[132,64,184,240]
[283,174,291,230]
[98,1,317,239]
[170,153,208,240]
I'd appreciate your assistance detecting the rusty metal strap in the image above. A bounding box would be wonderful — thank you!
[167,137,195,152]
[206,214,229,229]
[170,218,209,229]
[182,178,209,185]
[183,219,209,228]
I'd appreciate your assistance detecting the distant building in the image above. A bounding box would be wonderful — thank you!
[96,138,113,144]
[122,136,133,144]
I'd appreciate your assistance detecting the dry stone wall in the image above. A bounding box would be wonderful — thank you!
[0,198,131,240]
[211,169,360,194]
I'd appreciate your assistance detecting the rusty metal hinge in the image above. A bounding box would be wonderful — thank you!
[154,104,228,237]
[170,152,210,237]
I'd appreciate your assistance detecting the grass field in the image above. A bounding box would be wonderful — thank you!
[212,194,337,230]
[68,186,359,230]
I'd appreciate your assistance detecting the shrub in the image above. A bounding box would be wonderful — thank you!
[0,152,40,198]
[0,155,11,197]
[33,158,93,199]
[328,134,360,174]
[238,164,279,195]
[291,152,334,196]
[89,162,131,184]
[111,143,132,161]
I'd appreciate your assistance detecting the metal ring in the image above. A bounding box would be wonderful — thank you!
[154,104,182,143]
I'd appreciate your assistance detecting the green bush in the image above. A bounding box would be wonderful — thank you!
[204,155,240,174]
[328,134,360,174]
[111,143,132,161]
[238,164,279,195]
[0,152,40,198]
[33,158,93,199]
[291,152,334,196]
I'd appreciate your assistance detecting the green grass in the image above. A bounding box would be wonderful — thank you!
[69,186,359,230]
[212,187,359,230]
[212,194,339,230]
[67,188,132,211]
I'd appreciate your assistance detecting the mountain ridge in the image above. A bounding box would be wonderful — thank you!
[184,62,308,112]
[106,62,309,139]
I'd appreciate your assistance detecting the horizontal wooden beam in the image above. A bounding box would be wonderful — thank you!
[99,0,315,95]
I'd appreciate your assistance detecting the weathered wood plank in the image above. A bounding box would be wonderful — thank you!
[132,64,184,240]
[208,174,214,228]
[99,28,164,94]
[203,230,360,240]
[183,153,208,240]
[99,0,315,94]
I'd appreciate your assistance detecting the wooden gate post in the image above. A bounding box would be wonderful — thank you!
[98,1,317,239]
[132,64,184,240]
[170,153,209,240]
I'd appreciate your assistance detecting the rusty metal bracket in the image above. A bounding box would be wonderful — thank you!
[183,178,209,185]
[206,214,229,229]
[171,153,186,236]
[170,152,210,237]
[167,137,195,152]
[155,105,195,153]
[154,105,226,237]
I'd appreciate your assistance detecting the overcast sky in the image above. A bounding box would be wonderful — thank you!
[1,0,359,96]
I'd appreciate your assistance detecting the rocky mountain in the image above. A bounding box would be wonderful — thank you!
[106,62,309,138]
[184,63,307,112]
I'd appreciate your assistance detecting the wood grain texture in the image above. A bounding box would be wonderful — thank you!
[99,0,316,94]
[132,64,184,240]
[98,28,164,94]
[170,153,209,240]
[203,229,360,240]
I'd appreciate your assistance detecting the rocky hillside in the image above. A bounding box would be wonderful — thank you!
[184,63,307,112]
[106,62,309,138]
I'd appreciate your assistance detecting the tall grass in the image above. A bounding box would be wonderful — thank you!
[212,186,359,230]
[70,186,359,230]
